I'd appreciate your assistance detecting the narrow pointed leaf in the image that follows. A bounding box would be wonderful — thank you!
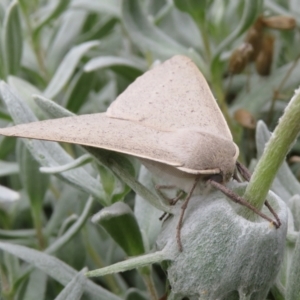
[71,0,121,17]
[8,76,46,119]
[286,232,300,300]
[0,242,122,300]
[122,0,206,75]
[86,250,167,277]
[44,41,100,98]
[46,196,94,254]
[93,202,145,256]
[34,0,72,38]
[17,141,49,211]
[33,94,74,119]
[84,56,145,73]
[0,160,19,176]
[2,0,22,76]
[0,82,105,202]
[0,185,19,203]
[54,269,87,300]
[40,154,92,174]
[23,269,47,300]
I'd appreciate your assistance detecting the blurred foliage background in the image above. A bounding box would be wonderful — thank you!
[0,0,299,299]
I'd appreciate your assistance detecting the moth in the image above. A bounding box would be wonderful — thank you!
[0,55,280,250]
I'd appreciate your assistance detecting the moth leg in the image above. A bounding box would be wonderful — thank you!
[155,184,176,205]
[155,184,182,204]
[233,167,242,183]
[235,161,281,227]
[235,161,252,181]
[176,177,201,252]
[155,184,176,190]
[155,185,184,221]
[209,179,280,228]
[159,191,184,221]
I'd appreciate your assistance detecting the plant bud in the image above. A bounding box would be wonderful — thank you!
[245,17,265,61]
[233,108,256,129]
[255,34,275,76]
[228,43,253,74]
[262,16,296,30]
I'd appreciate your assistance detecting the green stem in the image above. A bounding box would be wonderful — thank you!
[211,76,238,140]
[198,23,211,62]
[244,87,300,210]
[19,3,49,81]
[140,270,158,300]
[32,208,45,249]
[45,196,94,254]
[84,231,126,295]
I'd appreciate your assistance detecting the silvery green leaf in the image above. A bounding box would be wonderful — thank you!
[2,0,22,76]
[124,288,148,300]
[54,268,87,300]
[134,165,162,250]
[17,140,49,213]
[0,242,122,300]
[86,250,167,277]
[0,160,18,176]
[46,9,87,70]
[288,194,300,231]
[23,269,47,300]
[0,184,19,204]
[93,202,145,256]
[84,56,145,73]
[40,154,92,174]
[8,76,46,119]
[33,0,71,37]
[46,196,94,254]
[0,82,105,202]
[121,0,206,75]
[286,232,300,300]
[0,228,36,239]
[44,41,100,98]
[71,0,121,17]
[33,94,73,119]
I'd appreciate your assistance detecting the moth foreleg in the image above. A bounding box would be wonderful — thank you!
[235,161,281,226]
[209,179,280,228]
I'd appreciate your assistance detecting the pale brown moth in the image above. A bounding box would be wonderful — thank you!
[0,55,280,251]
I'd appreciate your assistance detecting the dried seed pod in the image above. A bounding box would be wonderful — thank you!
[245,16,265,61]
[228,43,253,74]
[255,34,275,76]
[233,108,256,129]
[262,16,296,30]
[289,156,300,164]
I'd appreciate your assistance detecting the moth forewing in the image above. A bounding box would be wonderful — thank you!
[107,55,233,140]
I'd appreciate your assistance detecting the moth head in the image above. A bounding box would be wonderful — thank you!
[170,129,239,182]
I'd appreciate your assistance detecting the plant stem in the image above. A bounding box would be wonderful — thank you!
[140,270,158,300]
[32,208,45,250]
[19,3,49,81]
[244,87,300,210]
[198,22,211,62]
[84,232,126,295]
